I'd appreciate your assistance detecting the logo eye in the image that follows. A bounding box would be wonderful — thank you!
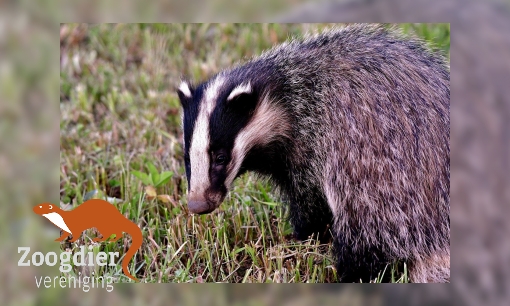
[49,205,52,209]
[215,154,226,165]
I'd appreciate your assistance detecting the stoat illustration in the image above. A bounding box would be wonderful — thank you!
[33,199,143,282]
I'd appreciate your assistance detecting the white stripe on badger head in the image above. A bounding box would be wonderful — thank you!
[188,76,226,200]
[225,94,291,187]
[227,82,252,101]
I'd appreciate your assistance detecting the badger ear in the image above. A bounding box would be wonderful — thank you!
[226,82,258,114]
[227,82,252,102]
[177,81,193,108]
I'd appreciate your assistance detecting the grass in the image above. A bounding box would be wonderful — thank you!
[60,23,450,283]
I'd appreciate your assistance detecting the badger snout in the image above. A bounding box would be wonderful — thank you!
[187,200,215,214]
[187,190,225,214]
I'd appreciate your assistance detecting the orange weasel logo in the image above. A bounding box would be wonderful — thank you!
[33,199,143,282]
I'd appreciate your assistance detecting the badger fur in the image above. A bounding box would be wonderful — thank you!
[177,24,450,283]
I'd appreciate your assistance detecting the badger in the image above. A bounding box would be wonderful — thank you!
[177,24,450,283]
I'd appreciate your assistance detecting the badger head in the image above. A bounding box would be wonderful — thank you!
[177,74,289,214]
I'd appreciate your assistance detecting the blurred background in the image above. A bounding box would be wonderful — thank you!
[1,0,509,305]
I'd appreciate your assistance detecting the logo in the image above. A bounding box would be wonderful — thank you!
[21,199,143,288]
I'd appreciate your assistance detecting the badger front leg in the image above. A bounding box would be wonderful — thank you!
[332,235,390,283]
[287,189,334,243]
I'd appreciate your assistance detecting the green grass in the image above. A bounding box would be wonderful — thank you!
[60,23,450,283]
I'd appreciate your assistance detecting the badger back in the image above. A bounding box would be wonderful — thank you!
[304,26,450,258]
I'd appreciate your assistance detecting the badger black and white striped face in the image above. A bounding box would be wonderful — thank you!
[177,75,289,214]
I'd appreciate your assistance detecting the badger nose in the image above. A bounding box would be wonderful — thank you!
[188,200,214,214]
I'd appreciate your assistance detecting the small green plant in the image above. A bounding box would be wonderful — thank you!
[132,162,173,188]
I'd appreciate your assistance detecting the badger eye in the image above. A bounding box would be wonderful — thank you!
[215,154,226,165]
